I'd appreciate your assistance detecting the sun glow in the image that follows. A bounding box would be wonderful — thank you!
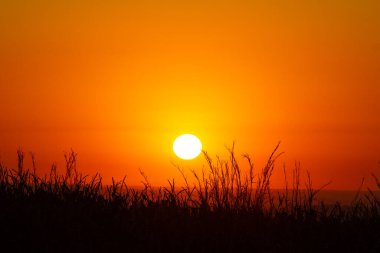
[173,134,202,160]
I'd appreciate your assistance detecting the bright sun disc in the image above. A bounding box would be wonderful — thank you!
[173,134,202,160]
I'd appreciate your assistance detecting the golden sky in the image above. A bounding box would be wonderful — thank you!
[1,0,379,189]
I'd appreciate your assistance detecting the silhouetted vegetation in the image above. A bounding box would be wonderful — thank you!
[1,144,380,252]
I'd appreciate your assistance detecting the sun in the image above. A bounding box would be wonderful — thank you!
[173,134,202,160]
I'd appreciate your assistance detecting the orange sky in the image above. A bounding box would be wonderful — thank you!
[1,0,379,189]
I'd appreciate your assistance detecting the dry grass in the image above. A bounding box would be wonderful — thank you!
[0,144,380,252]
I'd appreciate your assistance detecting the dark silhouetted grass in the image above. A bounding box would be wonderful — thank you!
[0,144,380,253]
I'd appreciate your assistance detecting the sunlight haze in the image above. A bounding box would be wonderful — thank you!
[0,0,379,189]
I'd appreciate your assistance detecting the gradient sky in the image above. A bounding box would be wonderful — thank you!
[1,0,379,189]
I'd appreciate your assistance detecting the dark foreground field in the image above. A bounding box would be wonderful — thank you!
[1,146,380,253]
